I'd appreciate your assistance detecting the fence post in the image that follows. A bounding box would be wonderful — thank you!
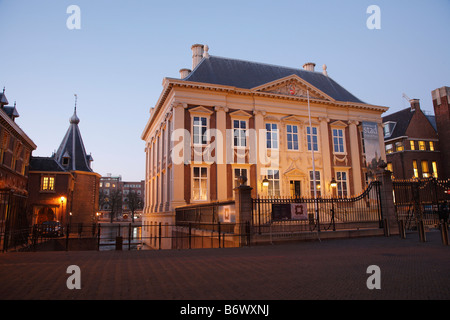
[158,222,162,250]
[234,177,253,247]
[376,166,397,236]
[128,223,132,250]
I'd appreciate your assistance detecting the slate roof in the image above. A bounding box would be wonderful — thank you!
[29,157,66,172]
[53,108,93,172]
[183,55,365,104]
[382,108,438,141]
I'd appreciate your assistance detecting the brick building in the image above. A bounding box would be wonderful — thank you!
[28,106,100,225]
[431,86,450,180]
[382,99,441,180]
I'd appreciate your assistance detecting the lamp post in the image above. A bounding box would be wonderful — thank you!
[60,196,66,222]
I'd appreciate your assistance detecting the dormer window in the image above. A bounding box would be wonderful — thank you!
[383,121,396,138]
[62,151,71,167]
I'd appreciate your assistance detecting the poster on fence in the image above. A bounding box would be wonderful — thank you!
[291,203,308,220]
[218,204,236,223]
[272,203,307,220]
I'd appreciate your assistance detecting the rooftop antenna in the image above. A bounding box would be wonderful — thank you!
[74,94,78,113]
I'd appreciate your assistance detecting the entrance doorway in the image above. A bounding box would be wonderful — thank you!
[290,180,301,198]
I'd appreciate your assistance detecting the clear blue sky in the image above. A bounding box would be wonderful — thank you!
[1,0,449,181]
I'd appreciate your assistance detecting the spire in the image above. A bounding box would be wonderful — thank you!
[54,95,92,172]
[70,94,80,124]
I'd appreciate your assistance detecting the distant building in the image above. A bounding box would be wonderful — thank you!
[28,107,100,225]
[99,175,144,220]
[382,99,441,180]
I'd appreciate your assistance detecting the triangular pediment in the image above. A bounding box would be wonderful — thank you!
[229,110,252,118]
[188,106,214,115]
[251,75,334,101]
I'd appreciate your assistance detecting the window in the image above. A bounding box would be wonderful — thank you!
[410,140,415,150]
[396,142,404,152]
[233,168,248,188]
[383,122,396,138]
[429,141,435,151]
[266,169,280,197]
[307,126,318,151]
[336,171,348,198]
[41,176,55,192]
[413,160,419,178]
[286,124,299,150]
[432,161,438,178]
[421,161,430,178]
[332,129,345,153]
[386,144,393,154]
[192,167,208,201]
[418,141,426,151]
[233,120,247,147]
[193,116,208,145]
[266,123,278,149]
[309,171,321,197]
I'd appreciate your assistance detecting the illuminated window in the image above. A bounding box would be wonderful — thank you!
[413,161,419,178]
[41,176,55,191]
[421,161,430,178]
[429,141,435,151]
[410,140,415,150]
[419,141,426,151]
[387,162,393,172]
[192,166,208,201]
[432,161,438,178]
[396,142,404,152]
[386,144,393,154]
[309,171,321,197]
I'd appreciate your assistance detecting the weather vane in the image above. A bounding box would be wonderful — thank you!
[74,94,78,112]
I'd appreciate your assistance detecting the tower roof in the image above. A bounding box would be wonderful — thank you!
[54,107,93,172]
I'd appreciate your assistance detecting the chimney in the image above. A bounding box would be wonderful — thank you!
[410,99,420,112]
[191,44,204,70]
[179,68,191,79]
[303,62,316,72]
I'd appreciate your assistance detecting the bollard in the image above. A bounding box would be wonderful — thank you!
[441,222,449,246]
[398,220,406,239]
[383,218,390,237]
[115,236,123,250]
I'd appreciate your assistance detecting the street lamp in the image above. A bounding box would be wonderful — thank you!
[330,178,337,231]
[60,196,66,221]
[262,176,269,188]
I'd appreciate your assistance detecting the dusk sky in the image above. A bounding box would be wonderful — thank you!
[1,0,449,181]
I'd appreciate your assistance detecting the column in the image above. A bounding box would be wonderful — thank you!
[349,120,363,195]
[215,106,228,201]
[171,103,187,208]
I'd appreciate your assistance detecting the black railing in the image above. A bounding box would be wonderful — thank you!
[252,181,383,234]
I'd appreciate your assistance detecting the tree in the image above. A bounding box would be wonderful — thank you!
[108,190,122,223]
[125,191,143,222]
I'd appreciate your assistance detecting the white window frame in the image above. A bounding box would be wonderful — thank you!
[286,124,299,151]
[332,128,345,154]
[232,166,250,189]
[232,119,248,148]
[191,165,209,202]
[306,126,319,152]
[309,170,321,197]
[336,171,348,198]
[265,123,279,150]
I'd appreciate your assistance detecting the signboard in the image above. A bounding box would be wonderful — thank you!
[362,122,382,176]
[290,203,308,220]
[218,204,235,223]
[272,203,307,221]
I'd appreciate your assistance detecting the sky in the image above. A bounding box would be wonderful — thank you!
[0,0,449,181]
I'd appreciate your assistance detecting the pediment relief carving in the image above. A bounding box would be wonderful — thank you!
[252,76,332,101]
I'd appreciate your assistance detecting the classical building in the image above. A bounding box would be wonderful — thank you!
[382,99,441,180]
[141,44,388,230]
[28,106,100,225]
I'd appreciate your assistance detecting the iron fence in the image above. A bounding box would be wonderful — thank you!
[252,181,383,235]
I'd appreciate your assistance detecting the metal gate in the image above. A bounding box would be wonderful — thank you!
[393,178,450,231]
